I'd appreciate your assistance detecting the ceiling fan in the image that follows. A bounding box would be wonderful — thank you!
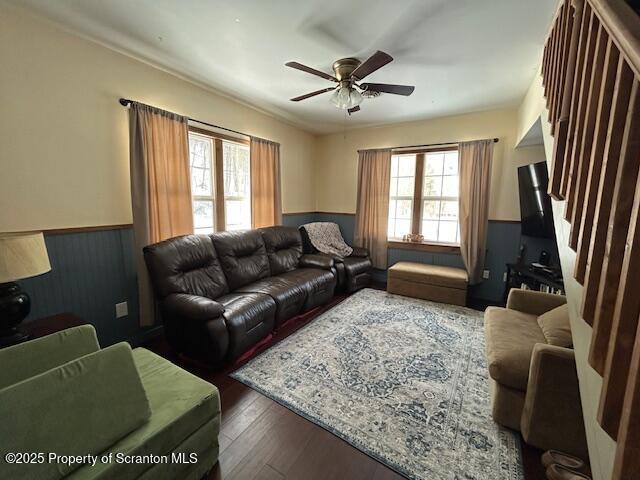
[285,51,415,114]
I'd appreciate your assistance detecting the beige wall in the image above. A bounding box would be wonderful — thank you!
[0,4,316,232]
[313,108,545,220]
[519,72,616,480]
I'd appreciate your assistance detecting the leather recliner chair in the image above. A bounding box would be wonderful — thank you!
[298,225,372,293]
[143,226,337,365]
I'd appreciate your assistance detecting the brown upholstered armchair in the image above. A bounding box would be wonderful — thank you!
[484,289,588,459]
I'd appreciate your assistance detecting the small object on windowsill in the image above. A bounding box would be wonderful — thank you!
[402,233,424,243]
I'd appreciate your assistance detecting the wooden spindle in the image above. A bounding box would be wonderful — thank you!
[568,23,606,249]
[564,11,597,220]
[575,39,619,283]
[549,0,584,200]
[596,80,640,438]
[560,4,592,197]
[581,57,633,325]
[589,78,639,375]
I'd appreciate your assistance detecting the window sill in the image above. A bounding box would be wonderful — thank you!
[387,240,461,254]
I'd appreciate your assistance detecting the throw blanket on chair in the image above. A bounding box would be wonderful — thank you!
[303,222,353,258]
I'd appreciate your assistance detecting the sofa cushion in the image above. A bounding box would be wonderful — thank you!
[537,304,572,347]
[144,234,229,299]
[259,226,303,275]
[276,268,337,310]
[0,343,151,480]
[67,348,221,479]
[211,230,270,290]
[484,306,547,390]
[236,277,307,325]
[388,262,468,290]
[0,325,99,390]
[217,292,276,360]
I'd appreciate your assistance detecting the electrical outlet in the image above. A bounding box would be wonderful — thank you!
[482,270,490,280]
[115,301,128,319]
[503,272,508,282]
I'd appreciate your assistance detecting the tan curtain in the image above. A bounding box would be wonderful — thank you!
[354,149,392,269]
[459,139,494,285]
[129,102,193,326]
[250,137,282,228]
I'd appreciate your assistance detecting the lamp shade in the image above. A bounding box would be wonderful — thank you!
[0,232,51,283]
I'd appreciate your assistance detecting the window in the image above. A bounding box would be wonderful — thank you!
[388,149,460,245]
[188,129,251,233]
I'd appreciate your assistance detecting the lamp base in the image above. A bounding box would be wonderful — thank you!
[0,282,31,345]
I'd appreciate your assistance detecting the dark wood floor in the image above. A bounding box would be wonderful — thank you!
[146,294,547,480]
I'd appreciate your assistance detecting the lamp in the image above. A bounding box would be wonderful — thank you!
[330,85,363,110]
[0,232,51,346]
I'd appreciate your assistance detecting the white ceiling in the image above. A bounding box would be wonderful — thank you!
[10,0,559,134]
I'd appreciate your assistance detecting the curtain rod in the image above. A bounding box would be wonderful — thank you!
[358,138,499,153]
[118,98,251,139]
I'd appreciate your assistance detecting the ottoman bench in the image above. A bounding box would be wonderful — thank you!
[387,261,469,306]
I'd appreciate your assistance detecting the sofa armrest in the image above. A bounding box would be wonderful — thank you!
[162,293,225,321]
[350,246,370,258]
[506,289,567,316]
[520,343,588,458]
[299,254,335,270]
[0,325,100,390]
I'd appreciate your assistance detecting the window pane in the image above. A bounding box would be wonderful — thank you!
[422,220,439,241]
[394,219,411,238]
[397,176,415,196]
[425,153,444,175]
[388,199,397,219]
[438,221,458,243]
[225,199,251,230]
[423,200,441,220]
[223,142,250,197]
[389,177,398,197]
[443,152,458,175]
[189,134,213,196]
[440,201,458,220]
[423,175,442,197]
[193,200,214,233]
[391,156,399,177]
[223,141,251,230]
[388,218,397,238]
[397,155,416,176]
[396,199,413,219]
[442,176,459,197]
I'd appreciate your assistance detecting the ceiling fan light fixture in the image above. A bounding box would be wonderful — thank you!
[330,85,362,110]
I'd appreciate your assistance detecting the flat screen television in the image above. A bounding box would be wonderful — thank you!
[517,161,555,239]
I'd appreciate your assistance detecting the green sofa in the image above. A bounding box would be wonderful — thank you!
[0,325,220,480]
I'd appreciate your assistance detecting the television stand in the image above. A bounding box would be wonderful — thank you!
[503,263,564,304]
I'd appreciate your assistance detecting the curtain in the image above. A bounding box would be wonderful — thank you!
[128,102,193,326]
[354,149,392,269]
[250,137,282,228]
[459,139,494,285]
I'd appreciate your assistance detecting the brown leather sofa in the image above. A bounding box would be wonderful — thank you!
[143,226,337,365]
[298,226,372,293]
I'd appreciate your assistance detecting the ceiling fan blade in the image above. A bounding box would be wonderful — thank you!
[290,87,336,102]
[347,106,360,115]
[360,83,415,96]
[285,61,337,82]
[351,51,393,81]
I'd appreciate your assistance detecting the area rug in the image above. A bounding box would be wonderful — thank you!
[231,288,523,480]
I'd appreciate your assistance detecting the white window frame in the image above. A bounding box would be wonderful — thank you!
[189,132,217,234]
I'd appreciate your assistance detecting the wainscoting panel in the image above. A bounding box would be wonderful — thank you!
[17,228,156,346]
[283,212,559,303]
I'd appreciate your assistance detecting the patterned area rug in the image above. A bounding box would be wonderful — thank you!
[231,289,523,480]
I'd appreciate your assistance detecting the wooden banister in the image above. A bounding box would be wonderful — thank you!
[539,1,640,477]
